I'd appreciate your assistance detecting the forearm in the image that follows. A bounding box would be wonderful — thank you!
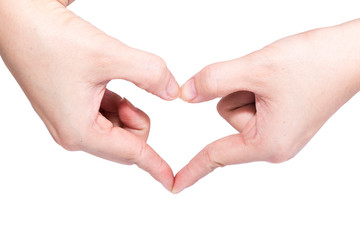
[297,19,360,114]
[286,19,360,100]
[335,19,360,94]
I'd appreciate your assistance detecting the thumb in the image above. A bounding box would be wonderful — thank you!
[86,116,174,191]
[172,134,267,194]
[180,52,266,103]
[101,40,180,101]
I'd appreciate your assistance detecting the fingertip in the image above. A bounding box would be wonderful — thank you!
[107,46,180,101]
[160,165,175,192]
[165,74,180,100]
[171,188,182,194]
[180,78,197,102]
[171,183,183,194]
[171,171,187,194]
[135,144,175,192]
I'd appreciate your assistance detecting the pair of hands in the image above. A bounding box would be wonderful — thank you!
[1,0,359,193]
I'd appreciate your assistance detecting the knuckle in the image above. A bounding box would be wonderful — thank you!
[147,55,169,82]
[134,108,151,129]
[130,142,147,164]
[266,144,291,164]
[52,126,84,152]
[202,146,225,171]
[97,40,123,64]
[56,134,83,152]
[144,114,151,127]
[216,98,227,117]
[246,46,281,80]
[268,154,287,164]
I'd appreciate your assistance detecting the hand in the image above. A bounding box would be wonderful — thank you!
[173,19,360,193]
[0,0,179,190]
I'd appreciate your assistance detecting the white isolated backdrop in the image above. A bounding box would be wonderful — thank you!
[1,0,360,239]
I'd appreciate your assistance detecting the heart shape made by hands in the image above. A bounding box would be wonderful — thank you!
[2,0,351,195]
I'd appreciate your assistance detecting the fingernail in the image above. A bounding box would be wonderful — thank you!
[171,187,182,194]
[166,75,180,100]
[181,78,197,102]
[171,179,183,194]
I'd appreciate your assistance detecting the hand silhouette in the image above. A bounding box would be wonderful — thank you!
[173,19,360,193]
[0,0,180,190]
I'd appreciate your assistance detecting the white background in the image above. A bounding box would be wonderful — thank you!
[1,0,360,239]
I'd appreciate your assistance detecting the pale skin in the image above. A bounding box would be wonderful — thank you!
[0,1,359,193]
[173,19,360,193]
[0,0,179,191]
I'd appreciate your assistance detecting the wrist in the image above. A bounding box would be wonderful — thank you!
[0,0,69,57]
[336,19,360,94]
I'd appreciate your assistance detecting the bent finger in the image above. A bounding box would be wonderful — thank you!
[118,98,151,141]
[217,91,255,114]
[217,91,256,132]
[100,90,150,140]
[220,105,256,132]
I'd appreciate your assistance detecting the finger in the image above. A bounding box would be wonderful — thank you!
[102,41,180,101]
[220,105,256,133]
[217,91,255,112]
[100,89,123,127]
[86,115,174,191]
[217,91,256,132]
[118,98,151,141]
[180,51,269,103]
[56,0,75,7]
[172,134,266,194]
[100,89,150,140]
